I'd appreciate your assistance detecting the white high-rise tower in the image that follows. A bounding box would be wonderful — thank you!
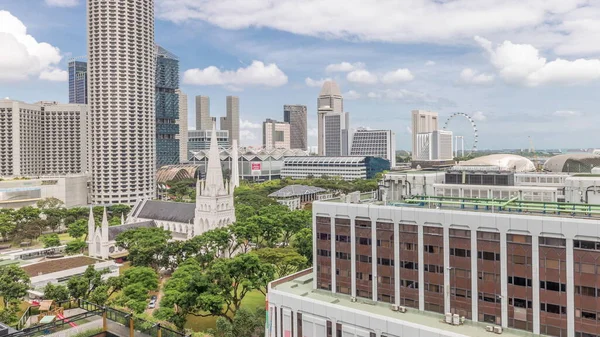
[88,0,156,204]
[317,81,349,156]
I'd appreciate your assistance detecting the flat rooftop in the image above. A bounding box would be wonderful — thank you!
[272,273,540,337]
[22,256,100,277]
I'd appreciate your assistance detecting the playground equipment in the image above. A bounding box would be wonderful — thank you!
[36,300,77,327]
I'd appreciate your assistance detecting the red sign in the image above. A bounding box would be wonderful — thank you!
[251,162,262,171]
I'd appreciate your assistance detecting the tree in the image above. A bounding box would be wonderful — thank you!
[280,210,311,246]
[111,267,158,314]
[235,204,256,222]
[65,239,87,255]
[36,197,64,210]
[0,209,16,240]
[43,283,70,301]
[252,248,307,277]
[209,307,266,337]
[0,265,31,307]
[0,300,20,326]
[115,227,171,270]
[67,219,88,239]
[109,204,131,219]
[67,266,109,300]
[291,227,312,264]
[40,233,61,248]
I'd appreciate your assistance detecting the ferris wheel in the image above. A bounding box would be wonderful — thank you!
[442,112,479,156]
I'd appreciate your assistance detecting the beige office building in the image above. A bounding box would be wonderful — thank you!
[263,119,291,150]
[411,110,438,157]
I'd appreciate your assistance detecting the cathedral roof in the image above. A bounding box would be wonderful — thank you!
[108,221,156,240]
[134,200,195,224]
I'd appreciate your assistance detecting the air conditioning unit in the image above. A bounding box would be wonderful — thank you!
[494,326,503,334]
[486,326,494,332]
[398,306,407,313]
[445,313,453,324]
[452,314,460,325]
[391,304,399,311]
[350,297,357,303]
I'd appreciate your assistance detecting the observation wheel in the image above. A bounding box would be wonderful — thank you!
[442,112,478,156]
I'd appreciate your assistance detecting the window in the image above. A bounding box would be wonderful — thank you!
[511,255,531,265]
[400,280,418,288]
[335,235,350,242]
[403,243,416,251]
[477,232,500,241]
[575,286,597,297]
[424,245,442,254]
[401,261,418,270]
[357,237,372,245]
[425,283,443,293]
[450,287,471,298]
[335,252,350,260]
[509,298,531,308]
[479,293,501,303]
[575,263,596,274]
[545,259,561,270]
[450,229,471,238]
[317,249,331,257]
[507,234,532,244]
[450,248,471,257]
[424,264,443,273]
[508,276,531,287]
[452,268,471,278]
[318,233,331,240]
[399,224,417,233]
[539,237,566,247]
[378,258,394,266]
[541,303,566,315]
[478,251,500,261]
[357,254,372,263]
[541,281,566,292]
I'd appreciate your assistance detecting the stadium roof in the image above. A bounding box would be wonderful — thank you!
[268,185,327,198]
[457,154,535,172]
[543,153,600,173]
[156,165,200,183]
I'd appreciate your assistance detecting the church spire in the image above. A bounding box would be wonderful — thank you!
[204,121,226,196]
[101,207,109,242]
[87,207,95,240]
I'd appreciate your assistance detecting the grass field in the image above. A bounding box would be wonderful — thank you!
[184,290,266,332]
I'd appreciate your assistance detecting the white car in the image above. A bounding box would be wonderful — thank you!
[148,300,156,309]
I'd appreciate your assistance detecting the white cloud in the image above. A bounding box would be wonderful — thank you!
[155,0,590,56]
[367,92,381,99]
[459,68,494,85]
[0,11,65,82]
[347,69,378,85]
[325,62,364,73]
[553,110,582,117]
[240,120,261,129]
[475,36,600,86]
[366,89,455,106]
[425,60,436,66]
[183,60,288,87]
[39,68,68,82]
[344,90,361,100]
[45,0,79,7]
[307,127,318,137]
[240,130,257,141]
[472,111,487,121]
[305,77,331,87]
[381,68,414,84]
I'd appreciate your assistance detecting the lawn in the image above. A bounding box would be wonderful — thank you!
[184,290,266,332]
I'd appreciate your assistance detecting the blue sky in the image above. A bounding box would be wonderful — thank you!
[1,0,599,150]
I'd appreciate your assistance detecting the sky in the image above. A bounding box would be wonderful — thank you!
[1,0,599,151]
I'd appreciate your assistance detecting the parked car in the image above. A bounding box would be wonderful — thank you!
[148,300,156,309]
[151,295,157,301]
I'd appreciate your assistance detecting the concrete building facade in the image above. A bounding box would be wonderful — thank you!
[317,81,349,156]
[188,130,229,154]
[416,130,453,161]
[284,105,307,151]
[176,89,188,163]
[412,110,439,157]
[281,156,390,181]
[0,174,89,209]
[220,96,239,144]
[267,194,600,337]
[0,99,87,177]
[350,129,397,167]
[263,119,291,150]
[88,0,156,204]
[195,96,213,130]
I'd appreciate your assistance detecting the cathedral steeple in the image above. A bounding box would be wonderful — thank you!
[203,121,227,197]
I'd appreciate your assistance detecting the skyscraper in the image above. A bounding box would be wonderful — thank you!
[411,109,438,157]
[350,128,396,167]
[283,104,307,150]
[176,89,188,163]
[262,119,290,150]
[220,96,239,144]
[88,0,155,204]
[317,81,349,156]
[156,45,180,167]
[195,96,213,130]
[68,60,87,104]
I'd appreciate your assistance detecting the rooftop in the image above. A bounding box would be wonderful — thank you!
[268,185,327,198]
[271,271,537,337]
[22,256,100,277]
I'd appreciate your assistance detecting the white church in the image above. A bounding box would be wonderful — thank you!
[88,123,239,259]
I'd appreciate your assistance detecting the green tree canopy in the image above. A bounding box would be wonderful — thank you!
[65,239,87,255]
[0,265,31,307]
[291,227,312,263]
[252,247,308,277]
[40,233,61,248]
[115,227,171,270]
[43,283,70,302]
[67,219,88,239]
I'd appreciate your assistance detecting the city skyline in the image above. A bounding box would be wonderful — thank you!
[1,1,600,150]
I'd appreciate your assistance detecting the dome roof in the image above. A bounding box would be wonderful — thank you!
[319,80,342,97]
[543,153,600,173]
[458,154,535,172]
